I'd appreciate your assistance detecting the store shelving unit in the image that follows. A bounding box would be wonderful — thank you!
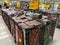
[1,0,57,45]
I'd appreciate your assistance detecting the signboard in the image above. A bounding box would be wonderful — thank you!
[44,4,50,9]
[29,1,39,10]
[30,0,38,1]
[4,0,8,3]
[16,1,21,8]
[39,4,42,8]
[58,4,60,9]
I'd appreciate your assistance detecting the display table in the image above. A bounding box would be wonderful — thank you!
[39,9,57,40]
[40,9,60,29]
[55,12,60,28]
[1,9,57,45]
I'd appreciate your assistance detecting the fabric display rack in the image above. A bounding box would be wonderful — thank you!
[1,8,57,45]
[56,12,60,28]
[39,10,57,40]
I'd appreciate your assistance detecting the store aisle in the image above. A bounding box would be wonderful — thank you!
[49,28,60,45]
[0,16,15,45]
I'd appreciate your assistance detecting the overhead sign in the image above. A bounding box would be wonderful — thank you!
[16,1,21,8]
[4,0,8,3]
[39,4,42,8]
[58,4,60,9]
[29,1,39,10]
[30,0,38,1]
[44,4,50,9]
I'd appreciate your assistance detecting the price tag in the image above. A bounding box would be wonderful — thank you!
[29,1,39,10]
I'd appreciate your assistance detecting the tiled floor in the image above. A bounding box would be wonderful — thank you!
[49,28,60,45]
[0,15,60,45]
[0,16,15,45]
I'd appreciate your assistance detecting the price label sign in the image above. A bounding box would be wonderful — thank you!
[58,4,60,9]
[29,1,39,10]
[44,4,50,9]
[39,4,42,8]
[30,0,38,1]
[16,1,21,8]
[4,0,8,3]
